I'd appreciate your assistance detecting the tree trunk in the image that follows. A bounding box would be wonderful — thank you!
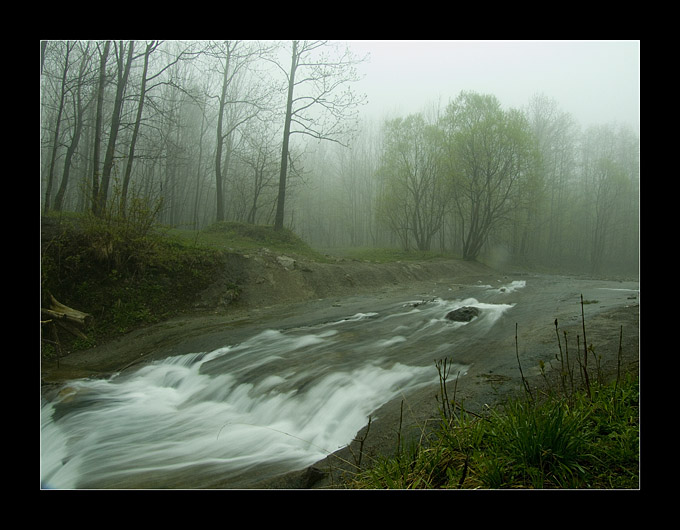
[121,41,153,216]
[43,41,72,214]
[193,106,208,229]
[274,41,298,231]
[97,41,134,216]
[215,48,231,223]
[54,43,90,212]
[91,40,111,216]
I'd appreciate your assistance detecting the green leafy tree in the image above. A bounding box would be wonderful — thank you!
[442,92,537,261]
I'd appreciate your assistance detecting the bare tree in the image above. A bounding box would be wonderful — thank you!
[53,41,94,211]
[119,40,156,215]
[95,40,135,216]
[524,93,577,264]
[272,40,366,230]
[235,120,280,224]
[43,40,74,214]
[91,40,110,216]
[377,113,450,251]
[210,40,268,223]
[119,40,199,215]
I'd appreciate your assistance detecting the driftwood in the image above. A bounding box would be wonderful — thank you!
[41,294,93,340]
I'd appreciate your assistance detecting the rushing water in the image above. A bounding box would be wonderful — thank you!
[41,287,522,489]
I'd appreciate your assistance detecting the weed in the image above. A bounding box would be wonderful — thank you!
[350,296,639,489]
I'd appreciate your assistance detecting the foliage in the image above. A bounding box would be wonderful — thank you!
[41,42,639,276]
[41,209,225,351]
[442,92,540,260]
[373,93,540,260]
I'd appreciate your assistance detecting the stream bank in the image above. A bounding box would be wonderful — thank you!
[40,254,498,384]
[40,253,639,489]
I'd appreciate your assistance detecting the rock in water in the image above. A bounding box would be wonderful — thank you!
[445,306,480,322]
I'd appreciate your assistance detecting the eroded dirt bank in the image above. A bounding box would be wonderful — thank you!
[40,253,499,384]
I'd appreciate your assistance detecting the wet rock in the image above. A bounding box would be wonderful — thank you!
[408,298,436,308]
[445,306,480,322]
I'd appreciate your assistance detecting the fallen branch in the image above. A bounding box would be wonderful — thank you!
[41,294,93,339]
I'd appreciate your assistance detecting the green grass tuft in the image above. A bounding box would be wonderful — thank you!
[351,375,638,489]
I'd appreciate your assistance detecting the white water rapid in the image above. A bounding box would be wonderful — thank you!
[41,292,520,489]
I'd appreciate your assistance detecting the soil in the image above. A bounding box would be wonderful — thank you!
[40,249,640,489]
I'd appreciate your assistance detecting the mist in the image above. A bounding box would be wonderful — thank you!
[349,40,639,131]
[40,39,640,277]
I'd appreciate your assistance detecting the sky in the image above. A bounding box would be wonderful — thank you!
[346,40,640,132]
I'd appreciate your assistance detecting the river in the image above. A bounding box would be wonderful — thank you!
[40,274,639,489]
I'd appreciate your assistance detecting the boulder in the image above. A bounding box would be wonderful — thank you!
[276,255,296,270]
[445,306,480,322]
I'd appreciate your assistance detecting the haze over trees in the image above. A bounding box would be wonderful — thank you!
[40,40,639,276]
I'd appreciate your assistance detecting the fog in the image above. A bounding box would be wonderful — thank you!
[40,39,640,277]
[349,40,640,131]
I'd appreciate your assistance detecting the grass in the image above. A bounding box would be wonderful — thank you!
[42,213,445,357]
[41,211,226,355]
[40,215,336,357]
[170,221,330,262]
[41,211,639,487]
[348,300,639,489]
[350,376,639,490]
[174,227,459,265]
[324,246,459,263]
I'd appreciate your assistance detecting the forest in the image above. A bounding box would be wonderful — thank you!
[40,40,640,277]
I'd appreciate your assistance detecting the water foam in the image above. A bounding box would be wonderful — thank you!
[41,341,436,489]
[41,293,517,489]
